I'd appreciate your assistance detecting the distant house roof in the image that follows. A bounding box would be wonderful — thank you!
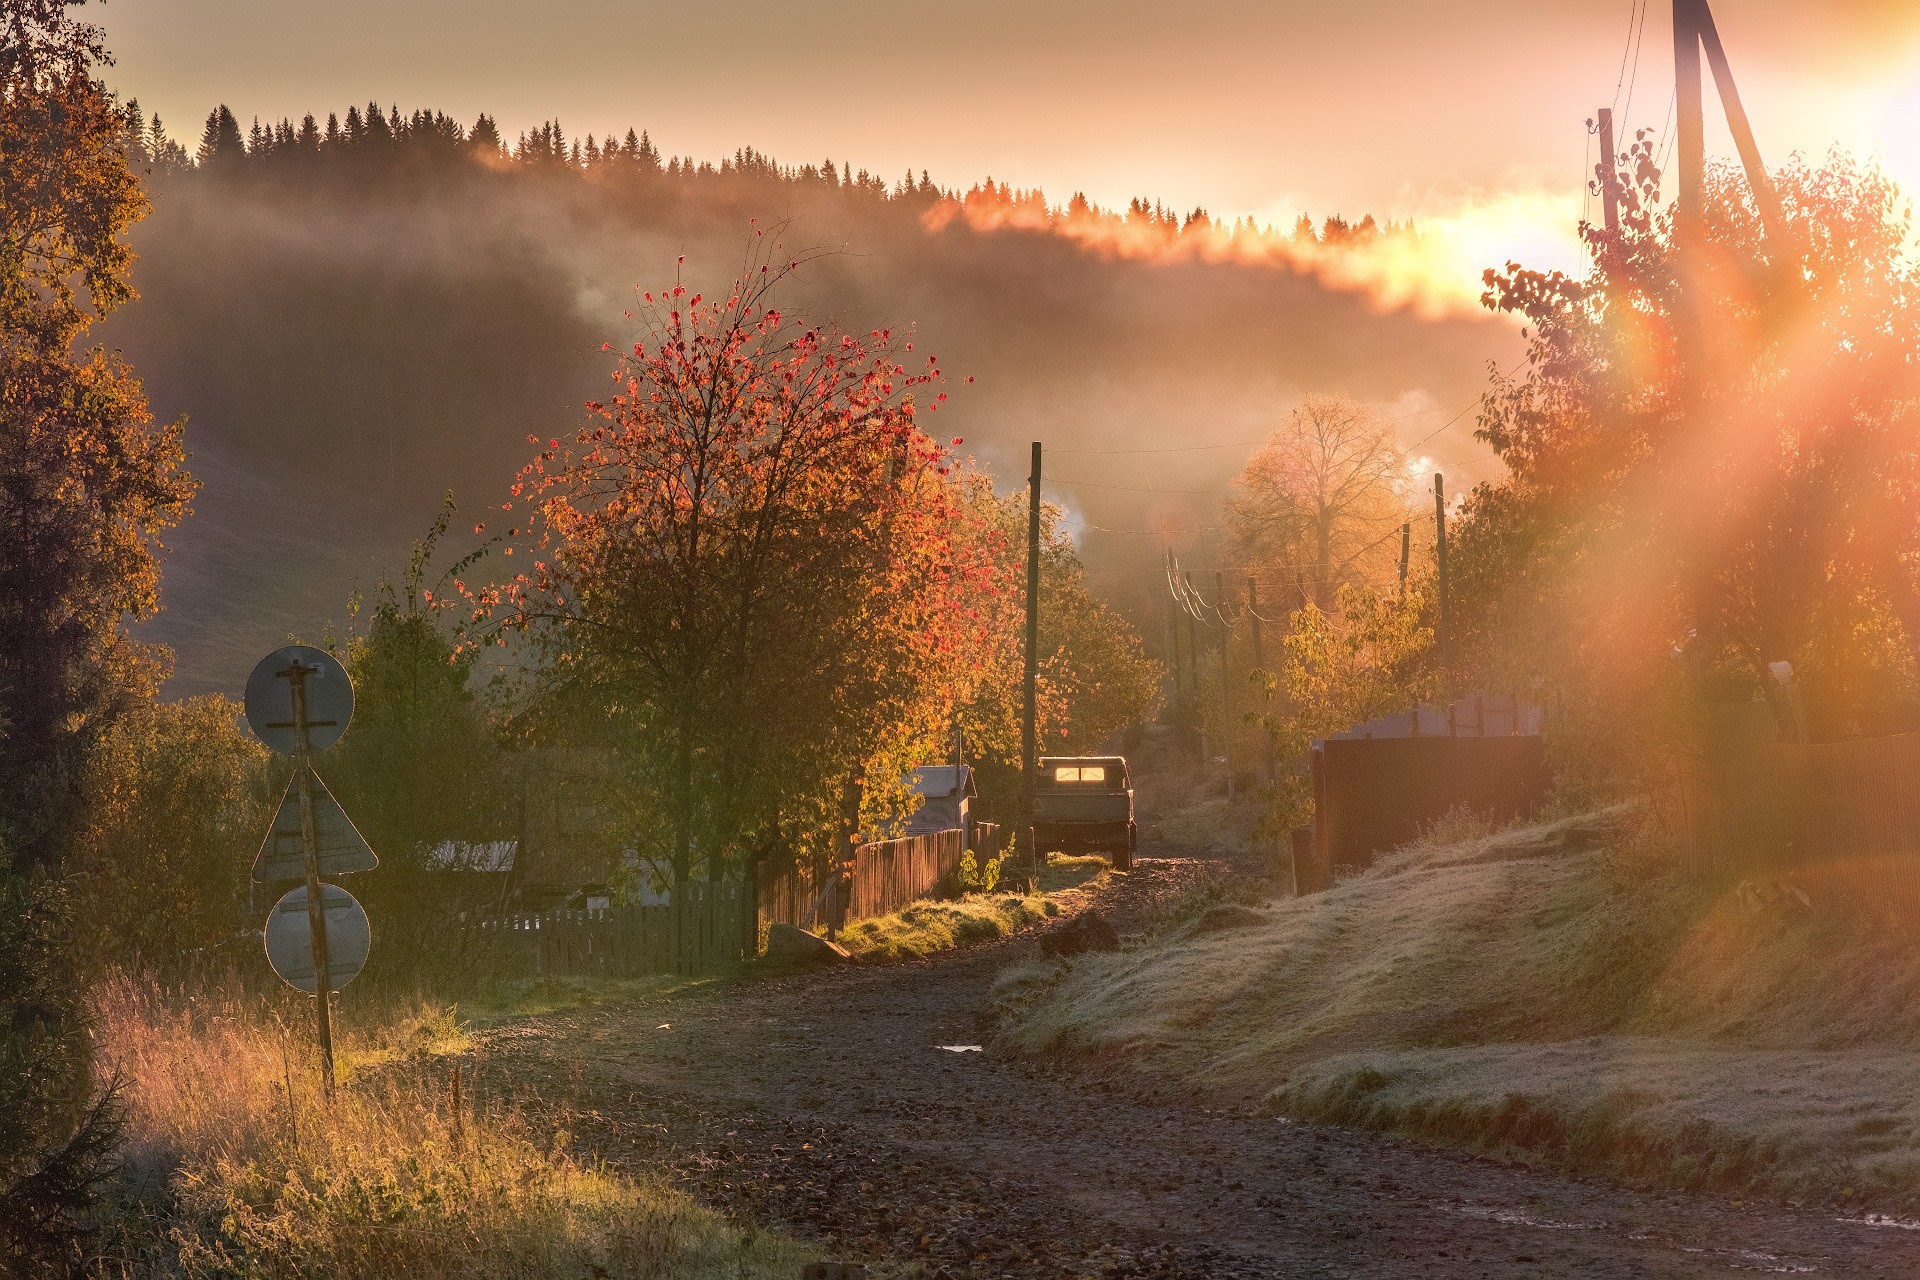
[426,839,516,872]
[1319,694,1544,743]
[907,765,976,800]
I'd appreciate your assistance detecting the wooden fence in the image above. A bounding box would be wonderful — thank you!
[1669,717,1920,914]
[471,828,985,974]
[757,828,969,934]
[473,881,751,977]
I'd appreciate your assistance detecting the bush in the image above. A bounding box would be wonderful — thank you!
[957,847,1004,895]
[71,697,272,974]
[1,870,122,1277]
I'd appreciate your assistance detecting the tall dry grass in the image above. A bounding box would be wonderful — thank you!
[90,973,814,1278]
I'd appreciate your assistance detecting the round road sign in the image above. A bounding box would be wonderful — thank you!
[245,645,353,755]
[263,883,371,993]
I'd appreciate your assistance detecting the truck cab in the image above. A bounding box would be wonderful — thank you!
[1032,756,1136,870]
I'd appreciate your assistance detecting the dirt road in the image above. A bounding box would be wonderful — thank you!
[485,859,1920,1278]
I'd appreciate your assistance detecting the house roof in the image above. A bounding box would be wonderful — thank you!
[1318,694,1544,743]
[425,839,516,872]
[907,765,975,799]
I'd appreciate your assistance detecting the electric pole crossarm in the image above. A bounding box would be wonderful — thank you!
[1689,0,1787,239]
[1674,0,1787,249]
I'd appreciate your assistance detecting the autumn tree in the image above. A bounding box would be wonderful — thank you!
[480,250,994,880]
[1229,395,1411,612]
[949,475,1162,778]
[0,0,193,862]
[1455,142,1920,745]
[1,1,192,1266]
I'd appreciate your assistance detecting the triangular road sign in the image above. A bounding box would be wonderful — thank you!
[252,767,379,881]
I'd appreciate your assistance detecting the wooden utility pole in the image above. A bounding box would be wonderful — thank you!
[1674,0,1706,251]
[1595,107,1620,234]
[1021,442,1041,870]
[1247,578,1273,785]
[1434,473,1451,689]
[1215,571,1235,801]
[1161,590,1179,718]
[1397,522,1411,596]
[283,659,336,1100]
[1182,574,1206,764]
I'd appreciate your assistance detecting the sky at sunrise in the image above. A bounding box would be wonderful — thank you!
[96,0,1920,289]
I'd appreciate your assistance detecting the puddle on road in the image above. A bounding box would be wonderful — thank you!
[1838,1213,1920,1231]
[1439,1203,1599,1232]
[1440,1204,1823,1273]
[1678,1246,1816,1273]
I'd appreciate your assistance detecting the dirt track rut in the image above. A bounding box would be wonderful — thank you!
[483,858,1920,1278]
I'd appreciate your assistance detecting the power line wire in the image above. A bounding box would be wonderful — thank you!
[1610,0,1644,115]
[1619,0,1650,138]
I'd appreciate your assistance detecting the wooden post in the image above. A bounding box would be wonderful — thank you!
[1021,442,1042,875]
[1247,578,1274,785]
[450,1061,464,1154]
[283,660,336,1100]
[1434,473,1451,691]
[1215,572,1235,801]
[1162,589,1181,717]
[1596,107,1620,234]
[1693,0,1785,238]
[1674,0,1705,254]
[1183,574,1207,765]
[1397,521,1411,596]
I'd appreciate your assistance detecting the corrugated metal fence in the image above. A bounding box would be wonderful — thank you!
[757,828,967,935]
[1668,714,1920,912]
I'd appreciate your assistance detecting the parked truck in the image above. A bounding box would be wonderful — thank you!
[1031,755,1136,871]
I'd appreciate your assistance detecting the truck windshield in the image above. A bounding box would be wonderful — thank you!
[1053,765,1107,783]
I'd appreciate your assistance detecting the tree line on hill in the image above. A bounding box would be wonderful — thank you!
[125,96,1408,249]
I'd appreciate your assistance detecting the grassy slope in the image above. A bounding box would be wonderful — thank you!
[995,812,1920,1204]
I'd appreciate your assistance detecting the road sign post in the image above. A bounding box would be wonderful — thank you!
[286,660,338,1098]
[245,645,366,1104]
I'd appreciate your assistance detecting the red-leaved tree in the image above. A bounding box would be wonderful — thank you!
[473,247,1006,880]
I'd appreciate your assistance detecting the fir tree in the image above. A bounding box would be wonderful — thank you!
[195,105,242,165]
[468,112,501,155]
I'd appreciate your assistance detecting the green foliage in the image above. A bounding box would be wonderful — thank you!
[330,524,506,877]
[957,847,1004,895]
[71,696,271,972]
[1250,581,1437,831]
[835,892,1055,962]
